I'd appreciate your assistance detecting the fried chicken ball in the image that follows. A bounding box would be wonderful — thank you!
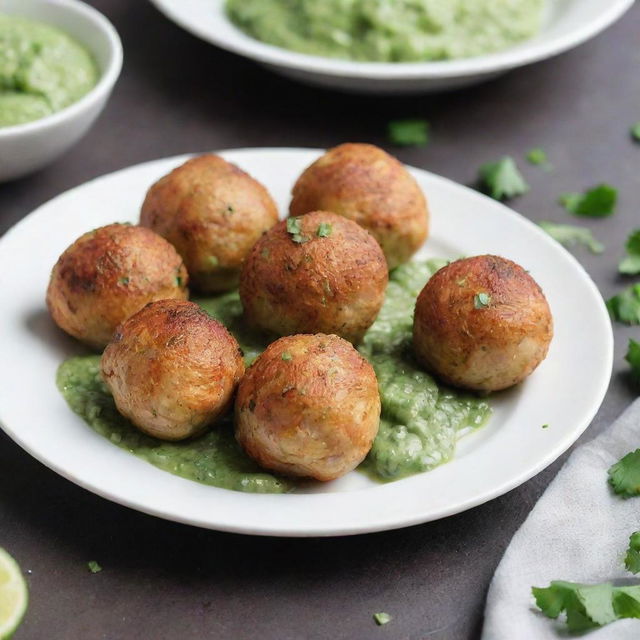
[235,334,380,481]
[289,143,429,269]
[101,300,245,441]
[140,154,279,293]
[239,211,388,344]
[413,255,553,392]
[46,223,188,349]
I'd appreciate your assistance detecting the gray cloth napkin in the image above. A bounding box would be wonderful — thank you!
[482,399,640,639]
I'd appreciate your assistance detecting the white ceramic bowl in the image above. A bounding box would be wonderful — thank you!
[150,0,634,94]
[0,0,123,182]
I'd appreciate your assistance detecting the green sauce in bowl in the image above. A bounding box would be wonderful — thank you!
[0,14,98,127]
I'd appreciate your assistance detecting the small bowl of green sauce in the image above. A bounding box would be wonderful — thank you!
[0,0,122,181]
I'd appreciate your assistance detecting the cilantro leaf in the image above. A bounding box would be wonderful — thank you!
[607,284,640,325]
[286,217,309,244]
[614,586,640,618]
[478,156,529,200]
[608,449,640,497]
[474,292,491,309]
[533,581,640,632]
[626,339,640,382]
[631,123,640,143]
[625,532,640,574]
[373,612,392,626]
[317,222,332,238]
[538,221,604,254]
[388,119,429,147]
[559,184,617,217]
[619,230,640,275]
[87,560,102,573]
[281,352,292,361]
[526,148,551,169]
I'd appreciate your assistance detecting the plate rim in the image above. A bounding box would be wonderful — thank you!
[0,147,614,537]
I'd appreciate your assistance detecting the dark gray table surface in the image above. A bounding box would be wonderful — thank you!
[2,2,639,638]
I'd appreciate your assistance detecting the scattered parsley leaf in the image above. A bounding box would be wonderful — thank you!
[631,123,640,143]
[281,352,292,361]
[532,581,640,632]
[542,424,549,429]
[373,612,392,626]
[608,449,640,497]
[559,184,617,217]
[538,221,604,254]
[474,292,491,309]
[208,255,219,267]
[175,275,183,288]
[317,223,332,238]
[478,156,529,200]
[625,532,640,574]
[606,284,640,325]
[626,339,640,382]
[619,230,640,275]
[526,148,551,169]
[87,561,102,573]
[286,217,309,244]
[388,119,429,147]
[118,276,130,286]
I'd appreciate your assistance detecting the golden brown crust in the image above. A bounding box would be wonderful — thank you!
[239,211,388,344]
[46,223,188,349]
[289,143,429,269]
[413,255,553,392]
[101,299,245,441]
[235,334,380,481]
[140,154,279,292]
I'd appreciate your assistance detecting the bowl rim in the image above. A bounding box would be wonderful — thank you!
[150,0,634,80]
[0,0,123,138]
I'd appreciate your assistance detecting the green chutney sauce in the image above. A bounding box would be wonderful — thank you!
[226,0,546,63]
[57,259,491,493]
[0,14,98,127]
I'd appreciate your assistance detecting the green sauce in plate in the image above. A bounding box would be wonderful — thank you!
[226,0,546,63]
[57,260,491,493]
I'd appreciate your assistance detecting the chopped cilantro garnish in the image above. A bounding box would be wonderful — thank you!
[281,352,292,361]
[526,148,551,169]
[388,119,429,147]
[538,221,604,254]
[474,292,491,309]
[317,222,332,238]
[118,276,130,286]
[626,339,640,381]
[286,217,308,244]
[542,424,549,429]
[625,532,640,574]
[478,156,529,200]
[226,205,235,214]
[559,184,617,217]
[373,612,392,626]
[532,581,635,632]
[619,230,640,275]
[175,275,183,288]
[608,449,640,497]
[631,123,640,142]
[208,256,219,267]
[606,284,640,325]
[87,561,102,573]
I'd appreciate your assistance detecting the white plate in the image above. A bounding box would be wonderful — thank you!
[149,0,633,94]
[0,148,612,537]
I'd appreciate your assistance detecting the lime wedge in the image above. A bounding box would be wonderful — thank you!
[0,547,28,639]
